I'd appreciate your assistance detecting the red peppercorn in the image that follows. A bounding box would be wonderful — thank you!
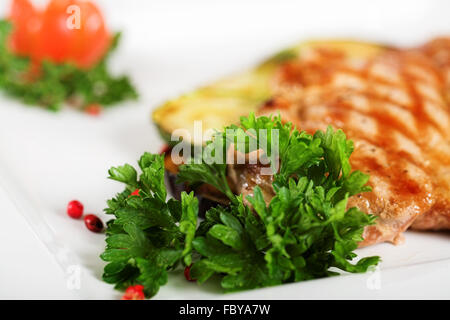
[84,214,104,233]
[67,200,84,219]
[130,189,140,196]
[159,144,171,155]
[85,103,102,116]
[122,285,145,300]
[184,264,196,282]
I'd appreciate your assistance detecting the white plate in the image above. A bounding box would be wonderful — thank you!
[0,0,449,299]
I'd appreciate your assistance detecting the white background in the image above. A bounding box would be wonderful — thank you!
[0,0,449,299]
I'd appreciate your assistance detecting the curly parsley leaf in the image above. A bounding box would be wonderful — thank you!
[176,139,235,202]
[0,20,137,111]
[101,113,380,298]
[101,154,194,297]
[179,192,199,266]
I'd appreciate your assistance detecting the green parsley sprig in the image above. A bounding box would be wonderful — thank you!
[101,113,380,298]
[0,20,137,111]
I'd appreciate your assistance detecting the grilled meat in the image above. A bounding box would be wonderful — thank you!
[259,39,450,245]
[156,38,450,247]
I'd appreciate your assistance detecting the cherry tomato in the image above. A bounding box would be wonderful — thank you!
[8,0,42,59]
[8,0,111,69]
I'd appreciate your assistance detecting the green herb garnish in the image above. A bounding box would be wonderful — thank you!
[0,20,137,111]
[101,113,380,298]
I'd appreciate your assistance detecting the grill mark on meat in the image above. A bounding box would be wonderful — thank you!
[255,39,450,245]
[411,38,450,230]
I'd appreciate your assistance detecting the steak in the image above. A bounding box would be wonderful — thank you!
[255,39,450,246]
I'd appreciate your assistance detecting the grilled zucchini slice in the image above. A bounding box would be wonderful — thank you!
[152,40,384,145]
